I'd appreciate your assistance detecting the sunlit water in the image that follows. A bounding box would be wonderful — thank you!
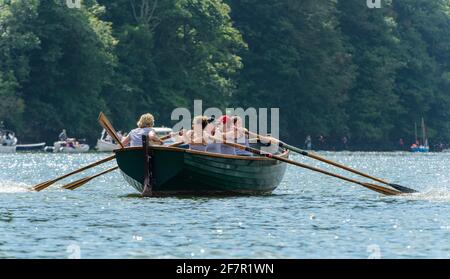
[1,151,450,259]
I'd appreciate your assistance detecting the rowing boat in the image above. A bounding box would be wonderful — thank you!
[114,145,289,196]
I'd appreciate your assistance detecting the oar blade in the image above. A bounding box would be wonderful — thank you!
[63,177,92,191]
[389,184,418,194]
[362,183,402,196]
[31,180,56,192]
[98,112,124,148]
[63,166,119,191]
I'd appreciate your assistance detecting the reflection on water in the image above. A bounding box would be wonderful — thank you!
[1,152,450,258]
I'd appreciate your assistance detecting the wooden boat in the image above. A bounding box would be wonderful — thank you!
[16,142,46,151]
[114,144,289,196]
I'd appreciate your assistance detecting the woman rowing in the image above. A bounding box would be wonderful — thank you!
[185,116,210,151]
[121,113,164,147]
[213,115,236,155]
[205,117,222,154]
[230,116,253,156]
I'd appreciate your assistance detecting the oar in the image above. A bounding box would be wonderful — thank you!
[168,141,185,147]
[63,166,119,191]
[98,112,125,148]
[277,141,418,194]
[62,113,138,191]
[98,111,172,145]
[247,131,417,194]
[224,141,402,196]
[31,155,116,192]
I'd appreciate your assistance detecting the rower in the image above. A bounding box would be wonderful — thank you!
[121,113,164,147]
[186,116,209,152]
[231,116,252,156]
[215,115,236,155]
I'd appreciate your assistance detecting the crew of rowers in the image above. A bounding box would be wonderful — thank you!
[121,113,271,156]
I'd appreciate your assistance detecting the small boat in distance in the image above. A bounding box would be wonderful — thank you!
[95,129,122,152]
[411,118,430,153]
[45,139,90,153]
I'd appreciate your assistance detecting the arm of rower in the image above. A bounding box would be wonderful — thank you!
[121,135,131,147]
[148,131,164,145]
[245,130,278,144]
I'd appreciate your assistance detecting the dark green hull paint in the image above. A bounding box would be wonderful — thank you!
[114,146,288,195]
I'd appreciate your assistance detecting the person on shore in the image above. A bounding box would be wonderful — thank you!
[305,135,312,150]
[341,136,348,150]
[121,113,164,147]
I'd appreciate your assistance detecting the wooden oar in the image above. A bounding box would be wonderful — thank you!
[99,111,172,145]
[31,155,116,192]
[224,141,402,196]
[168,141,185,147]
[61,113,128,191]
[63,166,119,190]
[277,141,418,193]
[247,131,417,194]
[98,112,125,148]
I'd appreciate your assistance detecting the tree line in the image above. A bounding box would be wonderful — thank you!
[1,0,449,150]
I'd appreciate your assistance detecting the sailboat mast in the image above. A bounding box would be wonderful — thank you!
[422,117,428,147]
[414,122,418,144]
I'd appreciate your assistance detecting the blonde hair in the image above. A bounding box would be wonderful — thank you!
[137,113,155,128]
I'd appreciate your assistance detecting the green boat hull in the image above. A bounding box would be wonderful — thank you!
[114,146,288,195]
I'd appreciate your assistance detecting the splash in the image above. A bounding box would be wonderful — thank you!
[399,187,450,202]
[0,181,30,193]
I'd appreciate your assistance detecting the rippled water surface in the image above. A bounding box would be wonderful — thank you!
[1,151,450,258]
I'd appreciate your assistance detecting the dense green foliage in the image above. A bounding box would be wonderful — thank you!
[1,0,449,150]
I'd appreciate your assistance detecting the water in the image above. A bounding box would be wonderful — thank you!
[1,151,450,259]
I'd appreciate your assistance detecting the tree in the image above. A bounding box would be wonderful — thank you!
[0,0,40,129]
[337,0,403,147]
[98,0,246,131]
[18,0,117,142]
[392,0,450,144]
[227,0,355,144]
